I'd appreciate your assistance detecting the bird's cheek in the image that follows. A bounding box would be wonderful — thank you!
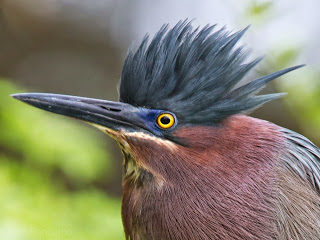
[123,133,175,165]
[89,123,133,150]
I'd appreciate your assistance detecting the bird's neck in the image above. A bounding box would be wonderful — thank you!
[120,115,286,239]
[121,149,154,188]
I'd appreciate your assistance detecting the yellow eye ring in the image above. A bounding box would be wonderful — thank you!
[157,113,175,129]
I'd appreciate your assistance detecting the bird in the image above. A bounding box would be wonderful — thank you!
[11,20,320,240]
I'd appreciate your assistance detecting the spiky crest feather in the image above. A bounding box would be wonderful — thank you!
[120,20,302,124]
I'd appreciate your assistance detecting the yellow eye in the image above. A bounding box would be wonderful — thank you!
[157,113,175,129]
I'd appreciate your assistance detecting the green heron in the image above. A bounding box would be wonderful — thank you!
[11,21,320,240]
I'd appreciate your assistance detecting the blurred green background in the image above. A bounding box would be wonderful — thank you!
[0,0,319,239]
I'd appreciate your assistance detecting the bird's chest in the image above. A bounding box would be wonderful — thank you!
[121,183,178,240]
[121,177,277,240]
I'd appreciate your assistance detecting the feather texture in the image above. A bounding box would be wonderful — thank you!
[280,128,320,191]
[120,20,303,124]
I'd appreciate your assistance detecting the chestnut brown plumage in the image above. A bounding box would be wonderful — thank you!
[11,20,320,240]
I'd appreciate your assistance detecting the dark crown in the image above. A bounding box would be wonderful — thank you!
[120,20,302,125]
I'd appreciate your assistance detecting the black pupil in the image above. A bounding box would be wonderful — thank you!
[160,116,171,125]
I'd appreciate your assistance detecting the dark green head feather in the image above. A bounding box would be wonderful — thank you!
[120,20,302,125]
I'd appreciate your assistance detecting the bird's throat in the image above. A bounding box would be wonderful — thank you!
[122,150,153,187]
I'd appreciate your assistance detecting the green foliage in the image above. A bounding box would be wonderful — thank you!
[0,80,124,239]
[247,1,273,17]
[243,1,274,25]
[259,44,320,146]
[272,47,301,69]
[0,80,112,184]
[279,68,320,145]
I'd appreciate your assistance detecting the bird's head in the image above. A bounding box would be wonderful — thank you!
[11,20,302,188]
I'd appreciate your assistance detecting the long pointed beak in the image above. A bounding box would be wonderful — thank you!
[11,93,141,132]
